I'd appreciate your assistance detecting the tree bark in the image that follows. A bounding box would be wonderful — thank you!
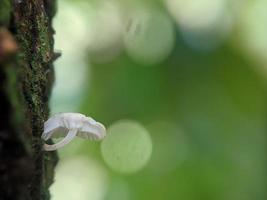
[0,0,58,199]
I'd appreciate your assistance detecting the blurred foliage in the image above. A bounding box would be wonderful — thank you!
[50,0,267,200]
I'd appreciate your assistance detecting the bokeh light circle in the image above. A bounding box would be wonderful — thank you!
[101,120,152,174]
[84,1,124,62]
[50,157,108,200]
[50,0,89,113]
[164,0,235,51]
[236,0,267,74]
[165,0,226,31]
[124,9,175,65]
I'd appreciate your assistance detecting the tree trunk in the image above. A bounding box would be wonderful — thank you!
[0,0,58,199]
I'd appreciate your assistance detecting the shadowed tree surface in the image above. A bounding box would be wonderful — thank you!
[0,0,57,199]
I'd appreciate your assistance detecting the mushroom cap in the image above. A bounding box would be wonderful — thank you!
[42,113,106,141]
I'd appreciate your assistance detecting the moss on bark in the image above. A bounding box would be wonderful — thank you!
[0,0,58,199]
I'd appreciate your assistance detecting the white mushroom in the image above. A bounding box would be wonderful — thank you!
[42,113,106,151]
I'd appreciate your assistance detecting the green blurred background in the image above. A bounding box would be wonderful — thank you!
[49,0,267,199]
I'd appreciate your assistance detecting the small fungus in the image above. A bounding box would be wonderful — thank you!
[42,113,106,151]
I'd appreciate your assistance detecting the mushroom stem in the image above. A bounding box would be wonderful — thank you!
[43,129,77,151]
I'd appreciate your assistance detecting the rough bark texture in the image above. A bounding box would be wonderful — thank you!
[0,0,58,199]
